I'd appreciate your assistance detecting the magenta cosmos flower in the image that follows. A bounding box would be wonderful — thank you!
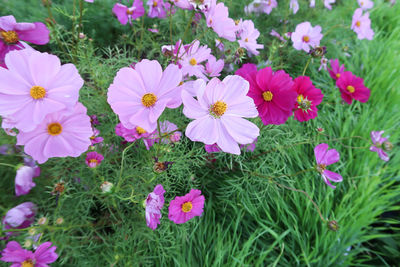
[2,202,36,231]
[107,60,183,132]
[358,0,373,10]
[336,71,370,104]
[351,8,374,40]
[291,22,323,52]
[15,165,40,196]
[0,49,83,132]
[85,151,104,168]
[182,76,259,155]
[314,143,343,189]
[235,63,297,125]
[16,103,92,164]
[145,184,165,230]
[328,59,345,80]
[237,20,264,56]
[292,76,324,122]
[112,1,145,25]
[205,1,237,41]
[370,131,391,162]
[147,0,167,18]
[0,15,49,68]
[168,189,205,224]
[90,128,103,145]
[0,241,58,266]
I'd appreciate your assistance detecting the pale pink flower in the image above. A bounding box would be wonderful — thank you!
[112,1,145,25]
[237,20,264,56]
[290,0,299,14]
[370,131,391,162]
[172,0,193,9]
[324,0,335,10]
[16,103,92,164]
[180,40,211,79]
[182,76,259,155]
[108,60,183,132]
[245,0,278,15]
[291,22,323,52]
[270,29,286,42]
[205,1,237,41]
[2,202,36,231]
[0,49,83,132]
[188,0,212,10]
[15,165,40,196]
[205,55,224,77]
[147,0,167,18]
[145,184,165,230]
[358,0,373,10]
[351,8,374,40]
[314,143,343,189]
[143,120,182,149]
[310,0,315,8]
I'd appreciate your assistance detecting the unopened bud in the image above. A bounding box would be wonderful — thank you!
[38,217,48,225]
[100,181,113,193]
[56,217,64,225]
[328,220,339,231]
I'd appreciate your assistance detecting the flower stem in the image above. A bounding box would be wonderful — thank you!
[115,142,136,192]
[0,162,16,169]
[137,17,145,59]
[302,57,312,76]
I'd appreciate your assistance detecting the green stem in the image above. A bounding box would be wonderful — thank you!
[137,17,145,59]
[175,10,195,63]
[115,142,136,192]
[169,5,173,47]
[0,162,16,169]
[302,57,312,76]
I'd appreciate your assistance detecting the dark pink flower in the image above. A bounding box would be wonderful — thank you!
[85,151,104,168]
[90,128,104,145]
[112,1,145,25]
[145,184,165,230]
[328,59,345,80]
[336,71,370,104]
[235,64,297,125]
[147,0,167,18]
[0,241,58,266]
[314,143,343,189]
[115,122,153,143]
[168,189,205,224]
[90,115,99,125]
[370,131,391,162]
[292,76,324,122]
[0,15,49,68]
[15,165,40,196]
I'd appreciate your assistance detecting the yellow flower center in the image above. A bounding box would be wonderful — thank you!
[22,259,34,267]
[302,35,310,43]
[181,202,193,213]
[153,1,158,7]
[136,126,146,134]
[360,1,364,5]
[262,91,273,102]
[30,86,46,100]
[1,30,19,44]
[89,159,98,164]
[245,38,249,42]
[47,122,63,136]
[317,164,326,174]
[126,9,133,15]
[356,21,361,27]
[141,93,157,107]
[297,94,304,104]
[210,101,227,117]
[336,73,341,79]
[347,85,355,93]
[189,58,197,66]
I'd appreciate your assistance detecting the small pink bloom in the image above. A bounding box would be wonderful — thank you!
[310,0,315,8]
[172,0,193,9]
[180,40,211,79]
[84,0,94,2]
[336,71,370,104]
[370,131,390,162]
[319,57,328,71]
[292,76,324,122]
[0,15,49,67]
[15,165,40,196]
[205,55,224,77]
[90,115,99,125]
[0,241,58,266]
[107,59,183,132]
[291,22,323,52]
[144,120,181,149]
[2,202,36,231]
[235,64,297,125]
[358,0,373,10]
[314,143,343,189]
[205,138,257,153]
[324,0,335,10]
[351,8,374,40]
[290,0,299,14]
[328,59,345,80]
[237,20,264,56]
[115,122,153,143]
[16,103,93,164]
[147,0,167,18]
[90,128,104,145]
[270,29,286,42]
[168,189,205,224]
[112,1,145,25]
[148,28,159,33]
[215,39,224,51]
[245,0,277,15]
[0,49,83,132]
[205,2,237,41]
[182,76,259,155]
[85,151,104,168]
[145,184,165,230]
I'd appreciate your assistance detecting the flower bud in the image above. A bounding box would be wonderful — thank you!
[100,181,114,193]
[56,217,64,225]
[38,217,48,225]
[328,220,339,231]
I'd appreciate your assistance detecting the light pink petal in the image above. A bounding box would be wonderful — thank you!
[314,143,328,164]
[135,59,162,93]
[323,170,343,182]
[220,116,259,145]
[185,116,218,144]
[215,120,241,155]
[112,3,129,25]
[28,52,61,88]
[181,90,208,119]
[17,22,50,45]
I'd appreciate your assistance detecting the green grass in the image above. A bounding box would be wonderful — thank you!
[1,0,399,266]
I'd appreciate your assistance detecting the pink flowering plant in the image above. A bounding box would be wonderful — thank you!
[0,0,399,266]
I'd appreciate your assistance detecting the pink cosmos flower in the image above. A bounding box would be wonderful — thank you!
[245,0,277,15]
[270,29,286,42]
[0,15,49,68]
[319,57,328,71]
[205,1,237,41]
[16,103,92,164]
[112,1,145,25]
[84,0,94,2]
[336,71,370,104]
[180,40,211,79]
[90,128,103,145]
[0,241,58,266]
[85,151,104,168]
[90,115,99,125]
[291,22,323,52]
[310,0,315,8]
[107,59,183,132]
[205,55,224,77]
[205,138,257,153]
[358,0,373,10]
[290,0,299,14]
[148,28,159,33]
[328,59,345,80]
[370,131,391,162]
[235,63,297,125]
[2,202,36,231]
[147,0,167,18]
[168,189,205,224]
[351,8,374,40]
[0,49,83,132]
[182,76,259,155]
[237,20,264,56]
[144,120,182,149]
[188,0,212,10]
[15,165,41,196]
[145,184,165,230]
[292,76,324,122]
[314,143,343,189]
[215,39,224,51]
[324,0,335,10]
[172,0,193,9]
[115,122,153,143]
